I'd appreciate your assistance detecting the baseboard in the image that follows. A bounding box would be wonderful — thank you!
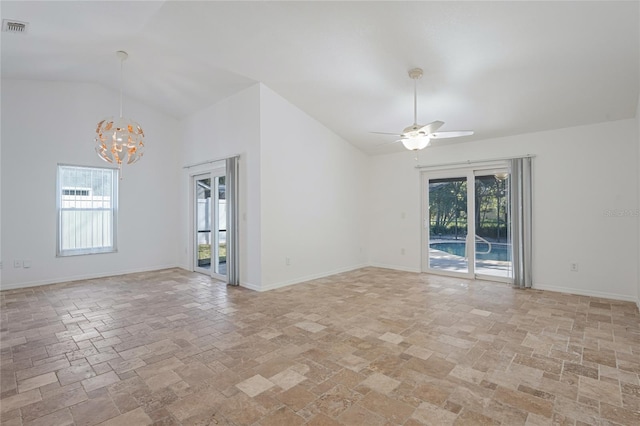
[259,263,369,292]
[168,266,260,292]
[240,281,260,291]
[533,283,639,304]
[174,264,370,293]
[0,264,180,291]
[368,262,421,274]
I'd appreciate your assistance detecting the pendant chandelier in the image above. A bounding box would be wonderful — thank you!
[95,51,145,167]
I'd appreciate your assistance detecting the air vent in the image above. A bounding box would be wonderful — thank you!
[2,19,29,34]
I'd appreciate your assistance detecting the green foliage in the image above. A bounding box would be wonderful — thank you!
[429,179,468,230]
[476,224,509,241]
[198,244,226,262]
[429,175,509,242]
[430,224,468,237]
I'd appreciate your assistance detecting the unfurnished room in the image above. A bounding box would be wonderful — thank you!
[1,1,639,425]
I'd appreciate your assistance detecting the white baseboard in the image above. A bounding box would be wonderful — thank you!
[368,262,421,274]
[172,265,259,292]
[258,263,368,292]
[0,264,180,291]
[533,283,639,304]
[240,281,260,291]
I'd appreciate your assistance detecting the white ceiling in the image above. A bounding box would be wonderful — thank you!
[2,1,638,155]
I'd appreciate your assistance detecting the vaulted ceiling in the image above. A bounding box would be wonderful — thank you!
[2,1,638,154]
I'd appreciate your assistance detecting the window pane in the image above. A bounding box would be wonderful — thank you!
[58,165,117,256]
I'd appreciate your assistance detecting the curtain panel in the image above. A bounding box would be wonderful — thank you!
[510,157,533,288]
[226,156,240,286]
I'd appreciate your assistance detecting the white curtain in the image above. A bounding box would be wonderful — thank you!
[226,156,240,286]
[510,157,533,288]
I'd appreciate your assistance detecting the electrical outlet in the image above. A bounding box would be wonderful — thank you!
[401,248,406,255]
[13,260,22,268]
[570,262,578,272]
[285,257,291,266]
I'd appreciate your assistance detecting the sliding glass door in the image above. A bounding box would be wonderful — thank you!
[213,175,226,277]
[474,173,512,279]
[194,174,212,274]
[427,176,470,274]
[424,167,513,281]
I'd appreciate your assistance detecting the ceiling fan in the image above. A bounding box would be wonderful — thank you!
[373,68,474,151]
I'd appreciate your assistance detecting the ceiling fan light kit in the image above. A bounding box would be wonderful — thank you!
[401,135,430,151]
[376,67,474,151]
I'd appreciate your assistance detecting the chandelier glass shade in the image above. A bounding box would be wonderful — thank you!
[401,135,430,151]
[95,51,145,166]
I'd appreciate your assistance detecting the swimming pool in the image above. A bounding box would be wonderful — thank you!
[430,241,511,262]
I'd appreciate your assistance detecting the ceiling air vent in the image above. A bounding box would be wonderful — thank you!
[2,19,29,34]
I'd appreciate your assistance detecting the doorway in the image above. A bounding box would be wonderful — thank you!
[193,171,226,280]
[423,167,513,281]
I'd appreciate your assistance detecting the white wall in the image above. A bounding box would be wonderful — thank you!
[637,93,640,310]
[178,84,369,291]
[1,80,181,289]
[4,77,636,306]
[369,119,639,302]
[259,85,369,290]
[0,79,3,285]
[368,152,423,272]
[178,84,262,289]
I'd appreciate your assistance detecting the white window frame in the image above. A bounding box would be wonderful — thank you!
[56,164,118,257]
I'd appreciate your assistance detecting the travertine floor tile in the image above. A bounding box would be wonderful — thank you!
[412,401,459,424]
[24,407,74,426]
[269,368,307,390]
[97,406,153,426]
[1,267,638,425]
[17,372,58,393]
[81,371,120,393]
[0,388,42,413]
[295,322,327,333]
[235,374,275,397]
[378,332,404,344]
[69,392,120,426]
[360,372,401,394]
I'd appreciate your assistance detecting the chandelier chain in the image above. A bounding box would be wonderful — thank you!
[119,57,123,118]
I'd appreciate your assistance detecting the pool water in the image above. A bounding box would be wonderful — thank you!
[430,241,511,262]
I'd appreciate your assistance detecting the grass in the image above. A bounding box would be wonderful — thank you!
[198,244,226,261]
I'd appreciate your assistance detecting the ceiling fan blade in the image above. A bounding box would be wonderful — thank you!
[430,130,474,139]
[418,120,445,134]
[370,131,402,136]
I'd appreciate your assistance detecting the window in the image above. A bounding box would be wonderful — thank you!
[57,165,118,256]
[62,189,90,196]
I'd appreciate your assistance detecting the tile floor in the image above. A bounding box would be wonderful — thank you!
[1,267,639,425]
